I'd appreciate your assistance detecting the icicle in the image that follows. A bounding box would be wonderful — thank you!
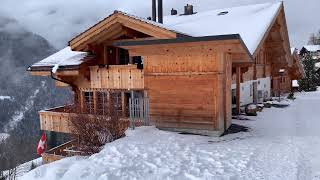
[52,64,60,74]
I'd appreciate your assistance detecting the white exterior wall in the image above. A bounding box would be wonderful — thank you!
[231,77,271,106]
[257,77,271,103]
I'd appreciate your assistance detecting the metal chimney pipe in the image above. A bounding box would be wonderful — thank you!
[152,0,157,22]
[158,0,163,23]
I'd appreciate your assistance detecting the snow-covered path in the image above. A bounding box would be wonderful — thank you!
[21,90,320,180]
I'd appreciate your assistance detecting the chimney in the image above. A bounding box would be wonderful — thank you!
[152,0,157,22]
[171,8,178,15]
[184,4,194,15]
[158,0,163,23]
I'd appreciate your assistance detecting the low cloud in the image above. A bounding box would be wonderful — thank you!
[0,0,319,49]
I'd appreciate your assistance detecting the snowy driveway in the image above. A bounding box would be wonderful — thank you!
[21,91,320,180]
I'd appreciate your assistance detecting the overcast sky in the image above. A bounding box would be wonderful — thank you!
[0,0,318,49]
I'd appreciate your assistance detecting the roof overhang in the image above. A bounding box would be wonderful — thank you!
[114,34,253,63]
[69,11,186,51]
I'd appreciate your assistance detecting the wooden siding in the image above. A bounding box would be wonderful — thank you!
[142,49,232,133]
[90,65,144,90]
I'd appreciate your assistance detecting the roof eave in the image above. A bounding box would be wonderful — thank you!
[113,34,253,61]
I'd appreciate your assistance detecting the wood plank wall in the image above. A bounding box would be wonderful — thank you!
[143,48,232,132]
[90,65,144,90]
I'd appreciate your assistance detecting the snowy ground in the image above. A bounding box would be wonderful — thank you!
[3,158,42,179]
[21,90,320,180]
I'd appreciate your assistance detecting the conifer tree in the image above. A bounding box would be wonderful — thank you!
[299,52,320,91]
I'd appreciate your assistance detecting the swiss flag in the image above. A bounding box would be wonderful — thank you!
[37,133,47,155]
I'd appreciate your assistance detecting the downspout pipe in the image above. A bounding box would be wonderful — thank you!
[50,71,72,86]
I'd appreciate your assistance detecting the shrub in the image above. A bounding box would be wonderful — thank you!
[287,92,296,100]
[70,92,129,155]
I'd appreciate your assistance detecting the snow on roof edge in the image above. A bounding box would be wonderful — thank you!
[30,46,89,69]
[250,2,283,55]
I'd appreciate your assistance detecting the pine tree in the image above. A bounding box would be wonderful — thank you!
[299,53,320,91]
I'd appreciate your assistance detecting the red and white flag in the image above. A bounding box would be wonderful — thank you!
[37,133,47,155]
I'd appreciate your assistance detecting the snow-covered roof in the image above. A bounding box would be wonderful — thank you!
[116,11,189,36]
[161,2,282,54]
[30,46,89,68]
[315,62,320,69]
[303,45,320,52]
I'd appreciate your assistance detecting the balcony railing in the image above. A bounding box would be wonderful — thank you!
[90,65,144,90]
[39,105,130,134]
[42,140,76,164]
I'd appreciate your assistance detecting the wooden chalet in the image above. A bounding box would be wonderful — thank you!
[28,1,298,163]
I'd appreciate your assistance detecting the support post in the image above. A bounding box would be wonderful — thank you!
[93,91,97,114]
[130,90,135,129]
[236,66,241,115]
[121,91,126,117]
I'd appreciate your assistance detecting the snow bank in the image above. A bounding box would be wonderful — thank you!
[21,91,320,179]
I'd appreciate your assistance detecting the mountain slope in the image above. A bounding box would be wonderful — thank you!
[0,16,70,170]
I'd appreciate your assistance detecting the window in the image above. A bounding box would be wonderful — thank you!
[111,92,122,113]
[119,48,129,65]
[83,92,94,114]
[97,92,109,115]
[250,84,253,96]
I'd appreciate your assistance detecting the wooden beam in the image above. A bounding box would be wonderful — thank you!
[29,70,79,77]
[231,53,251,63]
[236,67,241,115]
[117,14,177,39]
[232,62,253,68]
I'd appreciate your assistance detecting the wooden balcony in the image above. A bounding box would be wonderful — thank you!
[39,106,75,134]
[39,105,130,134]
[90,65,144,90]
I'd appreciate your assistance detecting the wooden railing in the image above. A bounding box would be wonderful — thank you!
[42,140,76,164]
[39,105,131,134]
[90,65,144,90]
[39,106,75,134]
